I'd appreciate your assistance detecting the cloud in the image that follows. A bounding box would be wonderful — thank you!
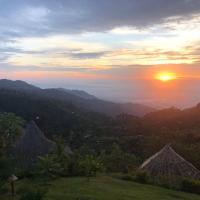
[1,0,200,68]
[1,1,200,108]
[0,63,104,73]
[0,55,10,62]
[0,0,200,38]
[69,51,108,59]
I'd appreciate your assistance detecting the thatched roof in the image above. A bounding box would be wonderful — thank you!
[64,145,73,155]
[14,121,56,166]
[140,144,200,180]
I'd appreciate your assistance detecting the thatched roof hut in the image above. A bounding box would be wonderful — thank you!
[14,121,56,167]
[140,145,200,180]
[64,145,73,155]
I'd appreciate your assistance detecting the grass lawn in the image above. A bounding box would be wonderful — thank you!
[1,176,200,200]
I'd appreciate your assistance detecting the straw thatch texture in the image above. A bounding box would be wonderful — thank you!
[140,145,200,180]
[14,121,56,167]
[64,145,73,155]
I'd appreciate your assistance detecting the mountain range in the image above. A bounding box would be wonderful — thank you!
[0,79,200,150]
[0,79,155,117]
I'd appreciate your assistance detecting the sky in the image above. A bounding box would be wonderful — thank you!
[1,0,200,108]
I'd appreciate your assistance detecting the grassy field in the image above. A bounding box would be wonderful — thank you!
[1,176,200,200]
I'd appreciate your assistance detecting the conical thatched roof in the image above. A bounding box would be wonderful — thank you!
[140,144,200,180]
[64,145,73,155]
[14,121,56,166]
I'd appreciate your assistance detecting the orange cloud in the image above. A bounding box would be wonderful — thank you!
[5,71,115,81]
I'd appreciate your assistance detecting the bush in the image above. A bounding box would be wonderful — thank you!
[153,175,182,190]
[134,171,149,184]
[121,174,135,182]
[78,154,104,178]
[101,144,138,173]
[36,154,65,178]
[0,157,16,179]
[181,178,200,194]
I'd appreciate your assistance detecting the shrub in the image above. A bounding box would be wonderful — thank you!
[181,178,200,194]
[36,154,64,178]
[78,154,104,178]
[121,174,135,181]
[101,144,138,173]
[0,157,16,179]
[134,171,149,184]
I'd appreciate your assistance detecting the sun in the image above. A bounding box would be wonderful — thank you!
[155,72,177,82]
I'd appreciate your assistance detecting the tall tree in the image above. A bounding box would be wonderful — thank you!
[0,112,24,154]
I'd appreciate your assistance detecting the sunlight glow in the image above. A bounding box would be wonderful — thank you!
[155,72,177,82]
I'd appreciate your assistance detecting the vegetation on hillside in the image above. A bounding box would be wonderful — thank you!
[0,92,200,199]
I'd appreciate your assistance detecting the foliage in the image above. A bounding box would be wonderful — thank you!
[181,178,200,194]
[36,154,63,178]
[36,135,72,178]
[101,144,138,173]
[0,89,113,143]
[53,136,71,175]
[0,156,16,180]
[0,89,200,172]
[67,146,104,177]
[0,112,24,154]
[78,154,104,178]
[0,113,24,182]
[121,174,135,181]
[134,170,149,184]
[152,175,183,190]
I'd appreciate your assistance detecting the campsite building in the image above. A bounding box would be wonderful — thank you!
[140,144,200,180]
[14,121,72,167]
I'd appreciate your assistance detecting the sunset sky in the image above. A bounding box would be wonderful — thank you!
[1,0,200,108]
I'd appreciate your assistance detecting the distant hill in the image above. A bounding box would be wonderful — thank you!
[0,79,155,117]
[57,88,97,100]
[0,88,112,141]
[140,105,200,133]
[0,79,39,91]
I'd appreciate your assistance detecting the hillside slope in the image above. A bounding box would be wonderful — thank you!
[0,89,113,141]
[1,176,199,200]
[0,79,155,117]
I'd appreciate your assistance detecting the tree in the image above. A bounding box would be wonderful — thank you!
[37,154,62,178]
[78,154,104,180]
[37,136,71,178]
[0,112,24,155]
[53,136,70,175]
[102,144,138,173]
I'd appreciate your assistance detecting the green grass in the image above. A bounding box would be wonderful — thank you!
[1,176,200,200]
[46,176,200,200]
